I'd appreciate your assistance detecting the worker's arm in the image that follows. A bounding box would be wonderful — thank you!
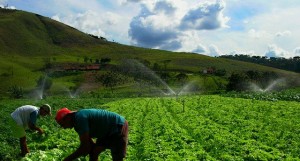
[28,110,43,134]
[63,132,92,161]
[28,121,43,134]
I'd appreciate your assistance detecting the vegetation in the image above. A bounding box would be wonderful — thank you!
[0,94,300,160]
[220,54,300,73]
[222,88,300,102]
[1,7,300,161]
[8,85,24,99]
[1,8,300,98]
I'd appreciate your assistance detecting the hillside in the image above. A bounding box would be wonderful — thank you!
[0,8,299,98]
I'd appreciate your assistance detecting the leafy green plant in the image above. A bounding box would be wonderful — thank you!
[1,95,300,160]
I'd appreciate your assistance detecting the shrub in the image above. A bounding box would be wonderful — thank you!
[8,85,24,99]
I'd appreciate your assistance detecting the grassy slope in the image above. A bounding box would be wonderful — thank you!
[0,8,299,96]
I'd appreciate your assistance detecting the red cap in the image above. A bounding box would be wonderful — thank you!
[55,108,72,123]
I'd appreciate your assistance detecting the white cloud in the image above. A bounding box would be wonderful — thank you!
[129,0,230,52]
[243,20,249,24]
[275,30,291,37]
[248,29,271,39]
[265,44,291,58]
[0,0,7,4]
[244,7,300,57]
[229,50,255,56]
[129,2,181,49]
[192,44,207,54]
[179,0,229,30]
[51,15,61,22]
[52,11,106,37]
[0,1,16,9]
[208,44,223,57]
[51,10,129,42]
[294,47,300,56]
[119,0,144,4]
[47,0,298,58]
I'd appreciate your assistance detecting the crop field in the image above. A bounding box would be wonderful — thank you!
[0,95,300,160]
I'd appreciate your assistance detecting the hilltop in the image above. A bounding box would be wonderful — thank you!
[0,8,299,98]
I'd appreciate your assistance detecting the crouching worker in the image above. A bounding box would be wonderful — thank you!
[9,104,52,156]
[55,108,128,161]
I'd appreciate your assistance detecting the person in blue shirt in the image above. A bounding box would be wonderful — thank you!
[9,104,52,156]
[55,108,128,161]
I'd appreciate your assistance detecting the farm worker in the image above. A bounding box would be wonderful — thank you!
[55,108,128,161]
[9,104,52,156]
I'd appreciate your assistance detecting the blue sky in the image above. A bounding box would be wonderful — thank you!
[1,0,300,58]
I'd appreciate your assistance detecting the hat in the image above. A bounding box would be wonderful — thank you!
[41,104,52,116]
[55,108,72,123]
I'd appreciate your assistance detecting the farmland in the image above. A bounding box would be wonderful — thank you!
[1,94,300,161]
[1,6,300,161]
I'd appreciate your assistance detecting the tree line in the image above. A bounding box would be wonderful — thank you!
[219,55,300,73]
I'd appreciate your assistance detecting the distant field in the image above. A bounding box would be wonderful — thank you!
[0,95,299,160]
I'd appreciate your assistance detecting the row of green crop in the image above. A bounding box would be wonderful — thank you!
[105,98,214,160]
[106,96,300,160]
[191,96,300,157]
[1,95,300,160]
[222,88,300,102]
[167,96,299,160]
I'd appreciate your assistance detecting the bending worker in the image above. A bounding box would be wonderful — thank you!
[55,108,128,161]
[9,104,52,156]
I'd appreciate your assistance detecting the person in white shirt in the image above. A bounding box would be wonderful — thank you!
[9,104,52,156]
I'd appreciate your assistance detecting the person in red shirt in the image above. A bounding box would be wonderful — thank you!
[55,108,128,161]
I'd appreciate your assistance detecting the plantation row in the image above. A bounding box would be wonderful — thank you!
[0,95,300,160]
[109,96,300,160]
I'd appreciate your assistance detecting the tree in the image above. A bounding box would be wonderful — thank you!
[95,59,100,64]
[134,58,151,67]
[261,71,279,88]
[84,56,89,63]
[100,58,111,65]
[246,70,261,83]
[153,63,161,71]
[162,60,171,71]
[97,71,123,93]
[176,73,188,85]
[160,72,171,82]
[8,85,24,99]
[214,69,226,76]
[43,57,52,70]
[226,73,249,91]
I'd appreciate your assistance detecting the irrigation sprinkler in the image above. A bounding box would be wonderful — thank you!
[248,78,286,92]
[182,99,185,112]
[34,75,48,100]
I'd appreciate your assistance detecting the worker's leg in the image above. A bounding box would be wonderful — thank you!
[89,145,105,161]
[20,136,29,156]
[9,117,27,156]
[111,121,129,161]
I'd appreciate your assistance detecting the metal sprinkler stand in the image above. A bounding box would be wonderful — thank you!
[182,99,185,112]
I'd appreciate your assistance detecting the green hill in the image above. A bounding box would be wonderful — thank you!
[0,8,299,98]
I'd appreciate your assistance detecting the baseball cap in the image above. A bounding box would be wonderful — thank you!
[41,104,52,116]
[55,108,72,123]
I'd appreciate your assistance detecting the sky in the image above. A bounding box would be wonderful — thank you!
[1,0,300,58]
